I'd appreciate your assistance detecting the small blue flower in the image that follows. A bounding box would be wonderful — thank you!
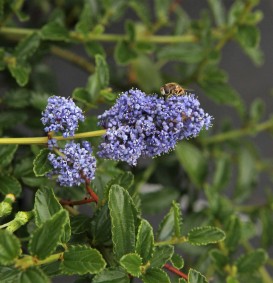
[97,89,212,165]
[47,141,96,187]
[41,96,84,138]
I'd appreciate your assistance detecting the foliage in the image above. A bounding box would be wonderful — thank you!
[0,1,272,282]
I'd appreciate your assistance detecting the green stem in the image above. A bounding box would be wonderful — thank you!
[1,211,34,233]
[155,236,188,246]
[201,118,273,145]
[0,130,106,145]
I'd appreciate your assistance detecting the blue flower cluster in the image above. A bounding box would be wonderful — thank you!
[47,141,96,187]
[98,89,212,165]
[41,96,85,138]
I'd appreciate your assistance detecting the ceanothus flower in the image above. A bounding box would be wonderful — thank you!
[41,96,84,137]
[47,141,96,187]
[97,89,212,165]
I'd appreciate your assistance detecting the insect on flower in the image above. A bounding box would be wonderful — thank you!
[160,82,188,98]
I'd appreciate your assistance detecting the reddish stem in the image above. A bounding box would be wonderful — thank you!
[164,263,188,280]
[60,198,95,206]
[84,178,99,203]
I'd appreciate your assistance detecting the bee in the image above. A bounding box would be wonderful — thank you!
[160,82,186,98]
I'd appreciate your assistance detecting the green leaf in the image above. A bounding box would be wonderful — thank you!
[225,216,241,251]
[93,267,130,283]
[235,147,257,201]
[157,201,183,241]
[142,268,170,283]
[154,0,171,23]
[188,226,225,246]
[108,185,140,259]
[171,253,184,269]
[33,149,52,177]
[129,0,151,26]
[261,208,273,248]
[29,210,68,259]
[249,98,264,123]
[150,245,174,268]
[176,142,207,188]
[40,21,69,41]
[0,230,21,265]
[61,245,106,275]
[70,214,90,235]
[125,20,136,42]
[212,155,230,191]
[19,267,49,283]
[0,144,18,167]
[208,0,226,26]
[0,175,22,196]
[0,266,21,282]
[8,59,31,86]
[236,25,260,49]
[209,249,228,271]
[136,219,154,264]
[140,187,180,214]
[157,44,204,63]
[114,40,137,64]
[120,253,142,277]
[15,32,40,60]
[85,42,106,57]
[236,249,268,274]
[188,269,208,283]
[75,0,94,34]
[95,54,109,88]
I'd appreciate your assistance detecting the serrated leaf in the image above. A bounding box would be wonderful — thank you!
[120,253,142,277]
[29,210,68,259]
[61,245,106,275]
[150,245,174,268]
[176,142,207,188]
[108,185,140,259]
[33,149,52,177]
[142,268,170,283]
[236,249,268,274]
[188,269,208,283]
[15,32,40,60]
[93,267,130,283]
[8,59,31,86]
[0,175,22,196]
[114,40,137,64]
[158,44,204,63]
[19,267,49,283]
[136,219,154,264]
[171,253,184,269]
[0,144,18,167]
[0,230,21,265]
[34,187,72,244]
[188,226,225,246]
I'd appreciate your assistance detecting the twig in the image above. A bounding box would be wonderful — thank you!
[164,263,188,280]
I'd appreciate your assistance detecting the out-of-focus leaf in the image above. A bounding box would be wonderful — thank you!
[75,0,94,34]
[114,40,137,64]
[41,22,69,41]
[19,267,49,283]
[154,0,172,23]
[129,0,151,26]
[261,208,273,248]
[209,249,229,271]
[224,216,241,251]
[0,175,22,196]
[8,59,31,86]
[208,0,226,26]
[0,144,18,167]
[15,33,40,60]
[212,155,230,191]
[188,269,208,283]
[249,98,264,123]
[0,230,21,265]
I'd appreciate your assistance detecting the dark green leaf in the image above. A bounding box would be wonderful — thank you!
[4,89,31,108]
[0,175,22,196]
[150,245,174,268]
[19,267,49,283]
[93,267,130,283]
[136,219,154,264]
[61,245,106,275]
[75,0,93,34]
[40,22,69,41]
[236,249,268,274]
[188,269,208,283]
[108,185,140,259]
[33,149,52,177]
[209,249,228,271]
[225,216,241,251]
[171,253,184,269]
[236,25,260,49]
[212,155,230,191]
[176,142,207,188]
[15,33,40,60]
[29,210,68,259]
[120,253,142,277]
[188,226,226,246]
[114,40,137,64]
[70,214,90,235]
[0,230,21,265]
[0,266,21,282]
[158,44,204,63]
[8,59,31,86]
[0,144,18,167]
[85,42,106,57]
[142,268,170,283]
[249,98,264,123]
[261,208,273,248]
[125,20,136,42]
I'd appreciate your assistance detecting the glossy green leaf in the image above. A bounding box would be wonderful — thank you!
[188,269,208,283]
[142,268,170,283]
[0,230,21,265]
[93,267,130,283]
[33,149,52,177]
[171,253,184,269]
[19,267,49,283]
[29,210,68,259]
[61,245,106,275]
[108,185,140,259]
[136,219,154,264]
[188,226,226,246]
[236,249,268,274]
[158,44,204,63]
[150,245,174,268]
[15,32,40,60]
[0,144,18,167]
[0,175,22,196]
[176,142,207,188]
[114,40,137,64]
[120,253,142,277]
